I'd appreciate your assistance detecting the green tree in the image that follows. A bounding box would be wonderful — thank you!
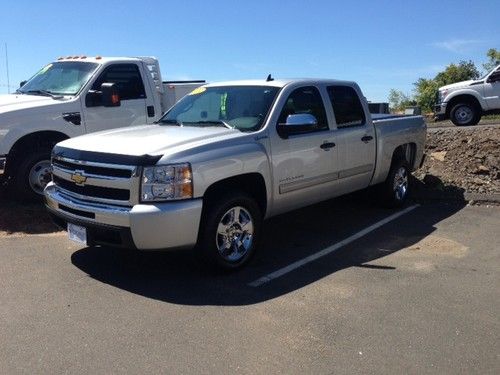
[483,48,500,72]
[388,89,414,112]
[413,78,439,113]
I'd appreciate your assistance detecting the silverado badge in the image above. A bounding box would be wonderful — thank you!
[71,171,87,186]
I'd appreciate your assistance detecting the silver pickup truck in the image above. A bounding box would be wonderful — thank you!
[45,79,426,269]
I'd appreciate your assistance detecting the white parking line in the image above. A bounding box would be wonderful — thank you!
[248,204,420,287]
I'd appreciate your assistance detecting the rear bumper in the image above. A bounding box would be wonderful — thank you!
[44,182,203,250]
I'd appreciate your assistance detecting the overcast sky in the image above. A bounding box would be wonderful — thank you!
[0,0,498,101]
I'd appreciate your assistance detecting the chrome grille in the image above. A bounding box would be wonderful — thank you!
[51,156,139,206]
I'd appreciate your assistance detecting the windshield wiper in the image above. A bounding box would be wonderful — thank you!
[158,119,184,126]
[24,90,62,99]
[188,120,234,129]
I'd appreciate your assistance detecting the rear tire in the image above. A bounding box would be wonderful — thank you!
[13,149,52,202]
[197,191,262,271]
[450,102,481,126]
[380,159,411,208]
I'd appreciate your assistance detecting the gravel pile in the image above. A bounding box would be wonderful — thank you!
[415,126,500,196]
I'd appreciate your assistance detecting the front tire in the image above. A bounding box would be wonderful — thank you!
[13,149,52,202]
[197,191,262,270]
[450,102,480,126]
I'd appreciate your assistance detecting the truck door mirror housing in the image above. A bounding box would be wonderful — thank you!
[277,114,318,138]
[85,83,121,107]
[101,83,121,107]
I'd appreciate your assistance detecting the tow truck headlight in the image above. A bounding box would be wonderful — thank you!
[141,163,193,202]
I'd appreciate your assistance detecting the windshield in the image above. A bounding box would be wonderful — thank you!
[18,61,99,96]
[159,85,280,132]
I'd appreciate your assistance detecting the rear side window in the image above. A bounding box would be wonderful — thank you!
[278,86,328,131]
[327,86,366,128]
[92,64,146,100]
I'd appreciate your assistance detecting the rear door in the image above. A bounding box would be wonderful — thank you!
[270,85,340,214]
[327,85,376,194]
[82,63,150,134]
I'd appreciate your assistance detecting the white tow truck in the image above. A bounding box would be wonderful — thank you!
[435,64,500,125]
[0,56,204,199]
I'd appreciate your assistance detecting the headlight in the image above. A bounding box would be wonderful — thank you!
[438,89,448,102]
[141,163,193,202]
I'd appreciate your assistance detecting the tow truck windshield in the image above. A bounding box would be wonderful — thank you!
[18,61,98,96]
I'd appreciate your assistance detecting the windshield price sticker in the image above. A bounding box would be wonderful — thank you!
[188,87,206,95]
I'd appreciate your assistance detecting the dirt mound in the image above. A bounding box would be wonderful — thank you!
[415,126,500,196]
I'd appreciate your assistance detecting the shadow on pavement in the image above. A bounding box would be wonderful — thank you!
[0,186,59,235]
[71,192,466,306]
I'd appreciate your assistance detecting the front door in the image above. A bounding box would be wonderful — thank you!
[82,63,149,134]
[270,85,339,215]
[484,67,500,110]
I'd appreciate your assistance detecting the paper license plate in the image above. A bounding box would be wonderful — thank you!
[67,223,87,245]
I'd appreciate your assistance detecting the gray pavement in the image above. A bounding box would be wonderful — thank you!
[0,197,499,374]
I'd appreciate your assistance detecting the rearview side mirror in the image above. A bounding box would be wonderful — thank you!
[277,113,318,139]
[101,82,121,107]
[85,82,121,107]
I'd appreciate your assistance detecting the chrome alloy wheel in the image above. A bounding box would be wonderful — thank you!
[29,160,52,195]
[393,166,408,201]
[454,105,474,125]
[216,206,254,262]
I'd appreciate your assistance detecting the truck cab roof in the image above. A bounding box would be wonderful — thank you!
[204,78,358,89]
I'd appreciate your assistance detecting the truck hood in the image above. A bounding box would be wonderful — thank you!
[439,80,478,91]
[0,93,63,113]
[56,124,245,158]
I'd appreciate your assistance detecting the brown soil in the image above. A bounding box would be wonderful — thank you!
[414,126,500,197]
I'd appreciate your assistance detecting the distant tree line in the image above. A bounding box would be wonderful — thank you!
[389,48,500,113]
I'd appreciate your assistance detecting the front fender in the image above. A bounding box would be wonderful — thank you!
[444,89,487,111]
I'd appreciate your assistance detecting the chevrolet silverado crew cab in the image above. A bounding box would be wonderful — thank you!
[435,64,500,126]
[45,78,426,270]
[0,56,204,199]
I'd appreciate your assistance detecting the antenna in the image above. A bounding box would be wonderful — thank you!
[266,74,274,82]
[5,43,10,94]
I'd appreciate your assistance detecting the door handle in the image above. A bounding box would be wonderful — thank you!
[361,135,373,143]
[320,142,336,150]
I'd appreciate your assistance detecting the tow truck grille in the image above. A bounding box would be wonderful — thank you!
[51,156,138,206]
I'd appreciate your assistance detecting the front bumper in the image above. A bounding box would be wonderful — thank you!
[44,182,203,250]
[0,156,6,175]
[434,103,447,118]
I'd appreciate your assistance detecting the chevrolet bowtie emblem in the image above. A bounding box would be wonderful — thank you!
[71,171,87,186]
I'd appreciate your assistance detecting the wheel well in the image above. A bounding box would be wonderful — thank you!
[446,95,481,117]
[203,173,268,216]
[391,143,416,168]
[7,131,69,175]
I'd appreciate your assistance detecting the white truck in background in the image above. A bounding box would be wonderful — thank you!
[0,56,205,199]
[434,64,500,125]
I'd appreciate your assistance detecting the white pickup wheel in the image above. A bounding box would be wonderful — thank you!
[450,102,480,126]
[14,149,52,201]
[198,191,262,270]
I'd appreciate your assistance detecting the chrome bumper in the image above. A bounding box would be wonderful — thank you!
[44,182,203,250]
[0,156,6,175]
[434,103,447,116]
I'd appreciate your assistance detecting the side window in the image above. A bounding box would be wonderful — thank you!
[327,86,366,128]
[278,86,328,131]
[92,64,146,100]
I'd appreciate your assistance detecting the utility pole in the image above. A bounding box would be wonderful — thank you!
[5,43,10,94]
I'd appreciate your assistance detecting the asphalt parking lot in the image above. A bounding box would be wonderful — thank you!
[0,195,499,374]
